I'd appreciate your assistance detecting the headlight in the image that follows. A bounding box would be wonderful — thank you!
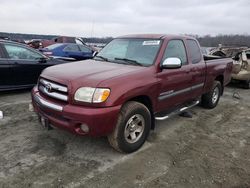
[74,87,95,103]
[74,87,110,103]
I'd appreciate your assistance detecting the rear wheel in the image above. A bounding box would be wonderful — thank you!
[201,81,222,109]
[108,101,151,153]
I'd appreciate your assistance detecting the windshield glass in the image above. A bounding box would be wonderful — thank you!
[96,38,162,66]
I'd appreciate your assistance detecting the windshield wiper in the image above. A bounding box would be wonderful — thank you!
[94,55,109,61]
[114,57,143,66]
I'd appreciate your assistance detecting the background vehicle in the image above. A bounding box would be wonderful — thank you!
[40,43,95,61]
[209,46,250,88]
[32,34,233,153]
[231,49,250,88]
[27,39,43,49]
[41,36,87,48]
[0,40,66,91]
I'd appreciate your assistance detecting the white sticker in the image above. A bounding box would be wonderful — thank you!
[142,40,160,46]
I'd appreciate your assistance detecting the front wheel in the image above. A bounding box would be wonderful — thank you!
[201,81,222,109]
[108,101,151,153]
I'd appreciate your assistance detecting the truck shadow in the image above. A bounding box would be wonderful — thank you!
[226,82,247,90]
[32,126,123,158]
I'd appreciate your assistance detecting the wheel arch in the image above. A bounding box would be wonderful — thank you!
[125,95,155,130]
[215,75,224,95]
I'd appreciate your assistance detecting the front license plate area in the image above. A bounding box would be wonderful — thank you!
[39,115,53,130]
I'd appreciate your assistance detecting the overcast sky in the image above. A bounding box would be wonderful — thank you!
[1,0,249,37]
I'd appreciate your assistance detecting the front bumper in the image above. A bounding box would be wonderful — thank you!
[31,86,121,137]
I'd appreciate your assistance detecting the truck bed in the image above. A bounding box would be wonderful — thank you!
[204,57,233,93]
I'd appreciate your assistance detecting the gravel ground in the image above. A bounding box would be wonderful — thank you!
[0,84,249,188]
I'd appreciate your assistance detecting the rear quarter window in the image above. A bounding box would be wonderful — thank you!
[187,40,202,64]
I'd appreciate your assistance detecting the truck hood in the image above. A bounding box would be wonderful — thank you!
[41,59,147,88]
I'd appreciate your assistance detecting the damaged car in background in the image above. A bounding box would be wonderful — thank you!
[210,46,250,89]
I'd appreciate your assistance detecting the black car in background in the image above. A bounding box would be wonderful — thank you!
[0,40,66,91]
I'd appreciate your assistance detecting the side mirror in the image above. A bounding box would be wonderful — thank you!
[93,51,98,57]
[161,58,182,69]
[38,57,47,63]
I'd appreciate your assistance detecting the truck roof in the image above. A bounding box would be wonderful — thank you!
[118,34,196,40]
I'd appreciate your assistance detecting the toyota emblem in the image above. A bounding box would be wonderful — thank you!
[45,83,52,93]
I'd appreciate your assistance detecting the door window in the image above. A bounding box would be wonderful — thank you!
[187,40,202,64]
[0,49,3,58]
[79,45,92,53]
[162,40,188,65]
[63,44,80,52]
[4,44,43,60]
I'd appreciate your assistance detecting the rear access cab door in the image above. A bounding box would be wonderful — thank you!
[185,39,206,98]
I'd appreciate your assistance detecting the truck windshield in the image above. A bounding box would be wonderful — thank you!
[95,38,162,66]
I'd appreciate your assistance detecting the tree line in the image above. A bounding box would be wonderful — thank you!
[0,32,249,47]
[196,34,250,47]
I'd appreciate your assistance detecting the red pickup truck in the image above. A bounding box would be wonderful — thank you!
[32,34,233,153]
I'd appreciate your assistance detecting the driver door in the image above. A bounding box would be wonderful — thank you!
[156,39,193,111]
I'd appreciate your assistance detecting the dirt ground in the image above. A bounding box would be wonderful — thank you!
[0,84,249,188]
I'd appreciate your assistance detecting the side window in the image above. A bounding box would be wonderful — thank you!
[162,40,187,65]
[4,44,43,60]
[0,46,4,58]
[79,45,92,53]
[63,44,80,52]
[187,40,202,64]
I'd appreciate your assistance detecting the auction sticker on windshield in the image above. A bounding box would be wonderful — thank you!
[142,40,160,45]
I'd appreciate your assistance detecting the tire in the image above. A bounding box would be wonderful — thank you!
[108,101,151,153]
[201,81,222,109]
[243,80,250,89]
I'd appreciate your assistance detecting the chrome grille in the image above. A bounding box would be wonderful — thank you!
[39,78,68,102]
